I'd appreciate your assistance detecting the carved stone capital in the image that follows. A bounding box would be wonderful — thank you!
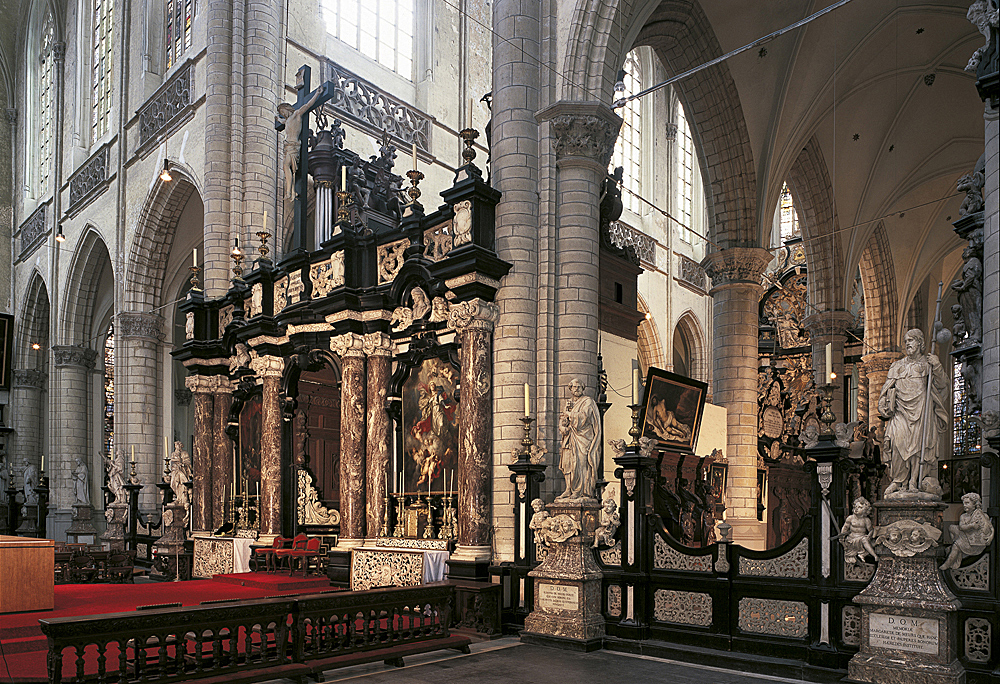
[330,332,366,358]
[449,298,499,331]
[249,355,285,378]
[701,247,773,292]
[13,369,47,389]
[53,41,66,62]
[118,312,165,341]
[860,351,898,375]
[52,345,98,369]
[210,376,233,393]
[801,311,856,339]
[185,374,217,394]
[362,332,394,357]
[538,101,622,167]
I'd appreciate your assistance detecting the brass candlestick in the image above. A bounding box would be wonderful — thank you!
[628,403,642,447]
[517,416,536,460]
[406,169,424,205]
[819,383,837,435]
[256,231,271,260]
[231,241,244,281]
[189,265,201,291]
[459,128,479,165]
[337,189,352,223]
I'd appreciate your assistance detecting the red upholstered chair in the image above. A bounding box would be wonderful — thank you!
[274,534,308,574]
[253,537,289,573]
[284,536,321,576]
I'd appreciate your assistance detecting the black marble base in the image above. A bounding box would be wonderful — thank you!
[447,557,491,581]
[519,631,603,652]
[327,549,351,587]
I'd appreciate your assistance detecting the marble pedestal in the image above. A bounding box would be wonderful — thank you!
[101,503,128,552]
[67,504,98,545]
[521,500,604,651]
[152,504,189,580]
[848,500,964,684]
[17,503,38,537]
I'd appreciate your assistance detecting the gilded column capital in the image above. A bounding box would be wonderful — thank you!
[362,332,394,357]
[52,345,98,369]
[118,312,165,341]
[701,247,773,293]
[249,354,285,378]
[330,332,366,358]
[801,311,856,339]
[449,298,500,332]
[537,101,622,167]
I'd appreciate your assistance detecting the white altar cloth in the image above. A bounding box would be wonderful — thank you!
[192,536,255,577]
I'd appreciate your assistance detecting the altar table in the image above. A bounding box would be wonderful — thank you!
[0,535,54,613]
[350,546,449,591]
[192,536,254,577]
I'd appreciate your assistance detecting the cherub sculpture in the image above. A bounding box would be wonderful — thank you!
[593,498,620,548]
[941,492,994,570]
[839,497,876,564]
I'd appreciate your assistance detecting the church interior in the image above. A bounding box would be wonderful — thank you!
[0,0,998,681]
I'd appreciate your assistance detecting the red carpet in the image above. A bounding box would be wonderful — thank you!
[0,573,336,683]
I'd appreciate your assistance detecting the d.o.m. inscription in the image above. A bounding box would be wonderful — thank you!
[538,583,579,612]
[869,613,939,655]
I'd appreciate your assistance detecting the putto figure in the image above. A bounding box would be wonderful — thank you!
[878,329,948,497]
[557,378,602,501]
[941,492,994,570]
[840,497,876,564]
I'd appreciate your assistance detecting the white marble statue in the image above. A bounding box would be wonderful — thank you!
[168,441,192,514]
[556,378,602,501]
[107,450,126,505]
[878,329,948,497]
[839,497,876,564]
[23,461,38,504]
[73,456,91,506]
[593,497,620,548]
[941,492,994,570]
[529,498,552,558]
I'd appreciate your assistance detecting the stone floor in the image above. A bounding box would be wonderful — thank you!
[262,638,840,684]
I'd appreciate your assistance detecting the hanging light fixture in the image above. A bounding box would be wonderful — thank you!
[55,225,65,242]
[160,159,173,183]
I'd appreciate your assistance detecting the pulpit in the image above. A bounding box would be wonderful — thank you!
[0,535,54,613]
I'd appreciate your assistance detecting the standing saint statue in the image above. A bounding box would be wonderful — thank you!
[23,461,39,504]
[556,378,602,501]
[168,441,193,515]
[73,456,91,506]
[107,450,126,505]
[878,329,948,497]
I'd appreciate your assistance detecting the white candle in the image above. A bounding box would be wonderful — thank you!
[40,454,44,471]
[825,343,832,383]
[411,143,418,170]
[131,445,135,463]
[193,248,197,267]
[633,368,640,404]
[341,165,347,192]
[468,98,473,127]
[524,382,530,417]
[263,210,267,230]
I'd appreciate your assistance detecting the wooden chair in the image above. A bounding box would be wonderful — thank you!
[253,536,290,573]
[274,534,308,573]
[284,537,321,576]
[106,550,136,583]
[67,552,99,584]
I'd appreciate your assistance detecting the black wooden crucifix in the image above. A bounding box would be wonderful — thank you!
[275,65,335,258]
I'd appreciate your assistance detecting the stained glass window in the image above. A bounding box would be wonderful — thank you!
[953,358,979,459]
[38,10,56,193]
[165,0,193,69]
[92,0,114,139]
[104,323,115,460]
[321,0,414,80]
[779,183,799,241]
[676,104,694,243]
[611,50,642,214]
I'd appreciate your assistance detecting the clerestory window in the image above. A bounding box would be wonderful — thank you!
[321,0,415,80]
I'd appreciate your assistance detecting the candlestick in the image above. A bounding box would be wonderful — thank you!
[825,342,832,382]
[524,382,530,417]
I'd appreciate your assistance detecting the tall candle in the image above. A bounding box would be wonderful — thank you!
[341,165,347,192]
[263,210,267,230]
[524,382,530,417]
[131,445,135,463]
[192,248,197,267]
[41,454,44,471]
[825,343,832,383]
[633,368,640,404]
[468,98,473,127]
[411,143,418,170]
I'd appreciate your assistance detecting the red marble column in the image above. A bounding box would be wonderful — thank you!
[364,333,393,539]
[450,299,500,564]
[332,334,367,547]
[251,355,284,541]
[185,375,216,533]
[212,379,233,528]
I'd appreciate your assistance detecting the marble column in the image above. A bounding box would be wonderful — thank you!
[331,333,366,548]
[702,247,773,550]
[856,360,870,426]
[212,378,233,529]
[250,355,284,541]
[450,299,500,566]
[861,351,898,435]
[802,310,855,427]
[364,332,393,539]
[184,374,215,534]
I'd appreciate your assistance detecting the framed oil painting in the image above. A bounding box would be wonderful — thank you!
[401,356,460,495]
[639,367,708,453]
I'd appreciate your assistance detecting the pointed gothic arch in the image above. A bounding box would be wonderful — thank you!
[16,270,50,368]
[673,309,706,383]
[60,226,112,346]
[636,294,665,375]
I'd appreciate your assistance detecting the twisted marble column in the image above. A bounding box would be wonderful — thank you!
[212,377,233,529]
[184,374,216,533]
[364,333,393,539]
[450,299,500,563]
[250,355,284,540]
[332,334,366,548]
[702,247,773,548]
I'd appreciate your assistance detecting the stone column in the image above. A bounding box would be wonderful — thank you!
[51,346,97,512]
[364,332,393,539]
[861,351,898,434]
[203,0,233,296]
[331,334,366,548]
[250,355,284,541]
[184,374,215,534]
[118,312,165,509]
[449,300,500,574]
[982,101,998,419]
[702,247,773,549]
[212,377,233,530]
[491,0,539,557]
[802,310,855,427]
[11,370,46,491]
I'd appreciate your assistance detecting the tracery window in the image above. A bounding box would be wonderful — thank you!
[37,10,56,194]
[611,50,641,214]
[92,0,114,138]
[165,0,193,69]
[953,359,978,460]
[104,322,115,460]
[676,104,694,244]
[779,183,799,242]
[322,0,415,80]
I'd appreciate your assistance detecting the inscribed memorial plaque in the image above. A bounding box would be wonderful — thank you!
[869,613,939,655]
[538,583,580,612]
